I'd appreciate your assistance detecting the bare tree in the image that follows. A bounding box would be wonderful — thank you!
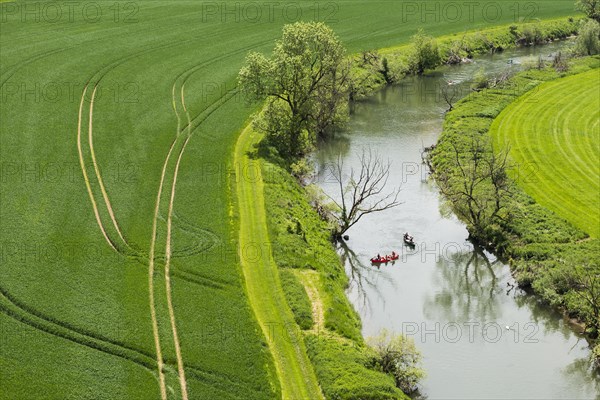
[436,135,512,239]
[326,148,401,238]
[440,83,459,112]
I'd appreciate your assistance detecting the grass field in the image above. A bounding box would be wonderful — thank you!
[0,0,579,398]
[490,69,600,238]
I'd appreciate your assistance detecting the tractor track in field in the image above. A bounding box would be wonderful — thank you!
[77,36,271,256]
[77,85,119,253]
[72,36,271,399]
[77,36,270,253]
[0,285,262,396]
[151,81,239,400]
[87,86,130,247]
[163,83,193,400]
[0,48,72,90]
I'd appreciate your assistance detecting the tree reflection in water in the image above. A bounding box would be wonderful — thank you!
[337,240,396,317]
[424,243,505,323]
[561,355,600,394]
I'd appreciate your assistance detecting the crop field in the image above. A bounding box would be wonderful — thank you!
[0,1,578,399]
[490,69,600,238]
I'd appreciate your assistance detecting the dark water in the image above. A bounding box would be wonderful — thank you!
[314,42,600,399]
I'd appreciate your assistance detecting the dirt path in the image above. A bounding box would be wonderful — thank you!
[234,124,324,400]
[296,271,325,333]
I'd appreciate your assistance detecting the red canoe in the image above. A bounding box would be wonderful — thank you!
[370,254,399,264]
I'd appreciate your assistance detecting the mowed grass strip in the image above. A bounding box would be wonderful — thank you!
[490,69,600,237]
[234,125,324,400]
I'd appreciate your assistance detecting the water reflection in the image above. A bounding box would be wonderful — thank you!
[424,245,503,324]
[337,240,396,316]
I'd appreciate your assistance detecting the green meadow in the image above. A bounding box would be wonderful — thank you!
[0,1,579,398]
[490,69,600,238]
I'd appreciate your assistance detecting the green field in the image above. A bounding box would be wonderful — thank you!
[490,69,600,238]
[0,0,579,398]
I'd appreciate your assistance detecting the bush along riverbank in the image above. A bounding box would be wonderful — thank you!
[350,17,582,100]
[255,142,410,399]
[430,55,600,360]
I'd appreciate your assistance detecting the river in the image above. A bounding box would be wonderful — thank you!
[313,41,600,399]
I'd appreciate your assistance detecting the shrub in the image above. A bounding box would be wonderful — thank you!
[472,68,489,90]
[575,19,600,56]
[552,51,570,72]
[367,329,425,394]
[577,0,600,23]
[519,22,545,45]
[407,29,441,74]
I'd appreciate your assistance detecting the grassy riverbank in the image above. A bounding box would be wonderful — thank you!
[431,56,600,337]
[249,135,408,399]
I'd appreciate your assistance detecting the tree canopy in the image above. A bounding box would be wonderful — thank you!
[238,22,352,158]
[576,0,600,22]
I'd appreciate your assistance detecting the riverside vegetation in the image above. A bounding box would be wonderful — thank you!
[430,55,600,361]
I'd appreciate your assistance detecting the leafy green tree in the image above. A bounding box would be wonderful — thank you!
[575,19,600,55]
[367,329,425,394]
[238,22,351,158]
[576,0,600,22]
[407,29,441,74]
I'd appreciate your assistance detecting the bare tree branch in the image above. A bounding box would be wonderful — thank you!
[329,148,401,237]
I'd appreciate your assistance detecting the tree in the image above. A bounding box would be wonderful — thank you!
[325,148,401,238]
[435,135,512,240]
[367,329,425,394]
[575,19,600,55]
[238,22,352,158]
[576,0,600,22]
[407,29,441,74]
[440,83,459,111]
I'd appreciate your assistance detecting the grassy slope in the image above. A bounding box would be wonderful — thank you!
[490,69,600,237]
[259,155,408,399]
[234,126,323,399]
[0,1,578,398]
